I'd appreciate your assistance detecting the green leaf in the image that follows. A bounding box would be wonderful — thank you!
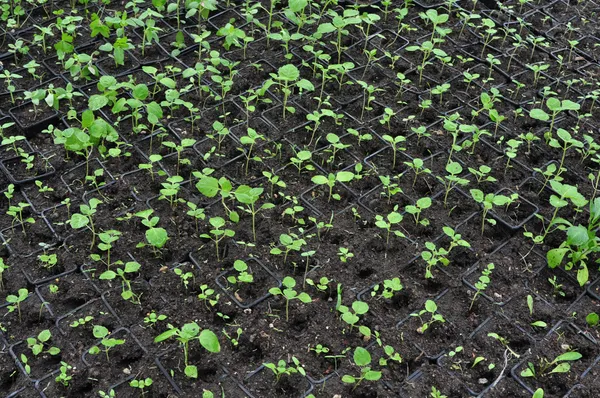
[311,175,329,185]
[566,225,589,246]
[196,177,219,197]
[185,365,198,378]
[277,64,300,81]
[69,213,89,229]
[549,363,571,374]
[555,352,582,362]
[533,388,544,398]
[146,227,168,248]
[336,171,354,182]
[529,109,549,121]
[547,248,568,268]
[425,300,437,313]
[341,375,356,383]
[99,270,117,280]
[353,347,371,367]
[88,95,108,111]
[199,329,221,353]
[364,370,382,381]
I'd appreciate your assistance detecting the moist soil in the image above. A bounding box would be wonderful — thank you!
[1,0,600,397]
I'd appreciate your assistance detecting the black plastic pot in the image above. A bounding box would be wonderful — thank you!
[0,151,55,185]
[8,102,60,138]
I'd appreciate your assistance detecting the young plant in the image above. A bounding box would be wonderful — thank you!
[6,288,29,322]
[374,205,406,246]
[410,300,446,334]
[268,64,314,119]
[99,261,142,303]
[69,198,102,249]
[268,276,312,321]
[342,347,382,390]
[470,189,518,234]
[154,322,220,379]
[200,216,236,261]
[311,170,355,202]
[88,325,126,361]
[135,209,169,256]
[405,197,432,227]
[520,351,582,378]
[263,357,306,383]
[234,185,274,242]
[469,263,495,310]
[438,161,469,207]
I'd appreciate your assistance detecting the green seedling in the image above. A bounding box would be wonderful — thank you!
[529,98,580,142]
[410,300,445,334]
[470,263,494,310]
[470,189,518,234]
[520,351,582,378]
[269,276,312,321]
[341,347,382,390]
[6,288,29,322]
[374,205,406,246]
[200,216,236,261]
[227,260,253,284]
[90,230,121,269]
[27,329,60,356]
[234,185,274,242]
[263,357,306,383]
[405,197,432,226]
[69,198,102,249]
[135,209,169,256]
[88,325,126,361]
[154,322,220,379]
[311,171,355,202]
[371,277,403,299]
[99,261,142,303]
[438,161,469,207]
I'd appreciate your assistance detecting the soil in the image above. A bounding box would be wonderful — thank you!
[1,0,600,397]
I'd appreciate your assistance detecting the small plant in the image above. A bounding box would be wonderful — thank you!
[0,258,8,291]
[55,361,73,387]
[520,351,582,378]
[99,261,142,303]
[341,347,382,390]
[269,276,312,321]
[27,329,61,356]
[154,323,220,379]
[88,325,126,361]
[130,378,153,394]
[470,189,518,234]
[311,170,355,202]
[6,288,29,322]
[69,198,102,249]
[263,357,306,383]
[135,209,169,256]
[410,300,445,334]
[470,263,495,310]
[374,205,406,246]
[227,260,253,284]
[200,216,236,261]
[371,277,403,299]
[405,197,432,227]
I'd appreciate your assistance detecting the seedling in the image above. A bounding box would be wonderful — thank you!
[0,258,8,291]
[410,300,445,334]
[381,134,406,170]
[135,209,169,256]
[342,347,382,390]
[311,170,355,202]
[27,329,61,357]
[269,276,312,321]
[154,322,220,379]
[371,277,403,299]
[404,158,432,187]
[234,185,274,242]
[547,197,600,286]
[88,325,126,361]
[55,362,73,387]
[268,64,314,119]
[470,263,494,310]
[487,332,520,358]
[99,261,142,303]
[227,260,253,284]
[529,98,580,142]
[6,288,29,322]
[520,351,582,378]
[7,202,35,235]
[338,300,370,336]
[130,378,153,394]
[470,189,518,234]
[374,205,406,246]
[200,216,236,261]
[405,197,432,226]
[69,198,102,249]
[90,230,121,269]
[263,357,306,383]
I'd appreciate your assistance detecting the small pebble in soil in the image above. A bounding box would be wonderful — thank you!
[479,378,488,384]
